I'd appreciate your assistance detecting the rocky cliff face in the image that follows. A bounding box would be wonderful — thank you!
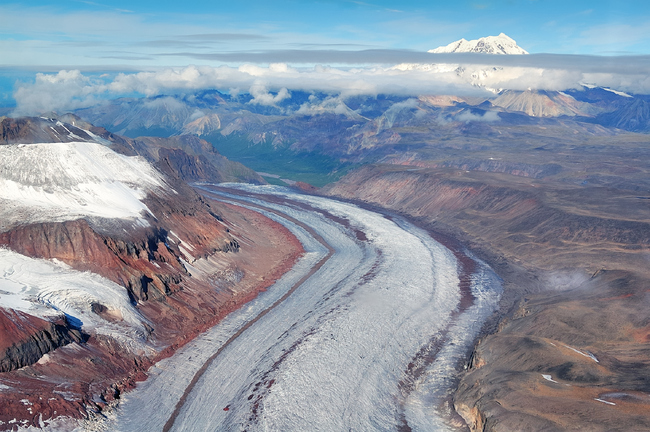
[1,215,201,303]
[0,309,83,373]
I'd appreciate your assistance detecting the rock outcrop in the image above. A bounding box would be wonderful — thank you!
[0,309,84,372]
[0,117,95,144]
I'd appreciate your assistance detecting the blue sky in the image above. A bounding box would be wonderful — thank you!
[2,0,650,109]
[2,0,649,68]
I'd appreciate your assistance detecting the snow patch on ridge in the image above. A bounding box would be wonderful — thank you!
[0,142,166,231]
[564,345,599,363]
[542,374,558,383]
[602,87,633,98]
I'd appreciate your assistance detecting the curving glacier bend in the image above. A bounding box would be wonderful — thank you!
[112,184,502,432]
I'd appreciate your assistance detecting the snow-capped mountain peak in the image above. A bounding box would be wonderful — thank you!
[0,141,166,231]
[428,33,528,55]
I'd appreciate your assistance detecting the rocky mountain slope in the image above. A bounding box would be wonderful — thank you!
[596,98,650,132]
[0,117,301,429]
[1,116,96,144]
[491,90,591,117]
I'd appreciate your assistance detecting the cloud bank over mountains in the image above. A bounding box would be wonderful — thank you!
[12,52,650,115]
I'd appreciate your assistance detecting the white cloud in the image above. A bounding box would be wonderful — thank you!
[455,110,500,123]
[12,70,108,116]
[383,97,419,113]
[581,73,650,95]
[544,271,590,291]
[248,83,291,106]
[11,64,482,115]
[296,95,356,116]
[11,56,650,116]
[142,96,189,112]
[467,66,587,92]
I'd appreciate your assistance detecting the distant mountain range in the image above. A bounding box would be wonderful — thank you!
[62,83,650,188]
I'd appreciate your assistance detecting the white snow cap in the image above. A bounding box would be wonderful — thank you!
[429,33,529,55]
[0,141,166,230]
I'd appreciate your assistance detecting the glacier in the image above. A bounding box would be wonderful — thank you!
[108,184,502,432]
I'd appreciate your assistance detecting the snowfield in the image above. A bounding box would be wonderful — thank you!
[0,142,166,231]
[111,185,502,432]
[0,248,152,353]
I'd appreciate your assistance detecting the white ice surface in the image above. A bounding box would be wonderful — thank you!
[0,142,166,230]
[112,185,502,432]
[0,248,151,352]
[403,252,502,431]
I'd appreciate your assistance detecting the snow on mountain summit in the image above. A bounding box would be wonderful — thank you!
[429,33,528,55]
[0,141,167,231]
